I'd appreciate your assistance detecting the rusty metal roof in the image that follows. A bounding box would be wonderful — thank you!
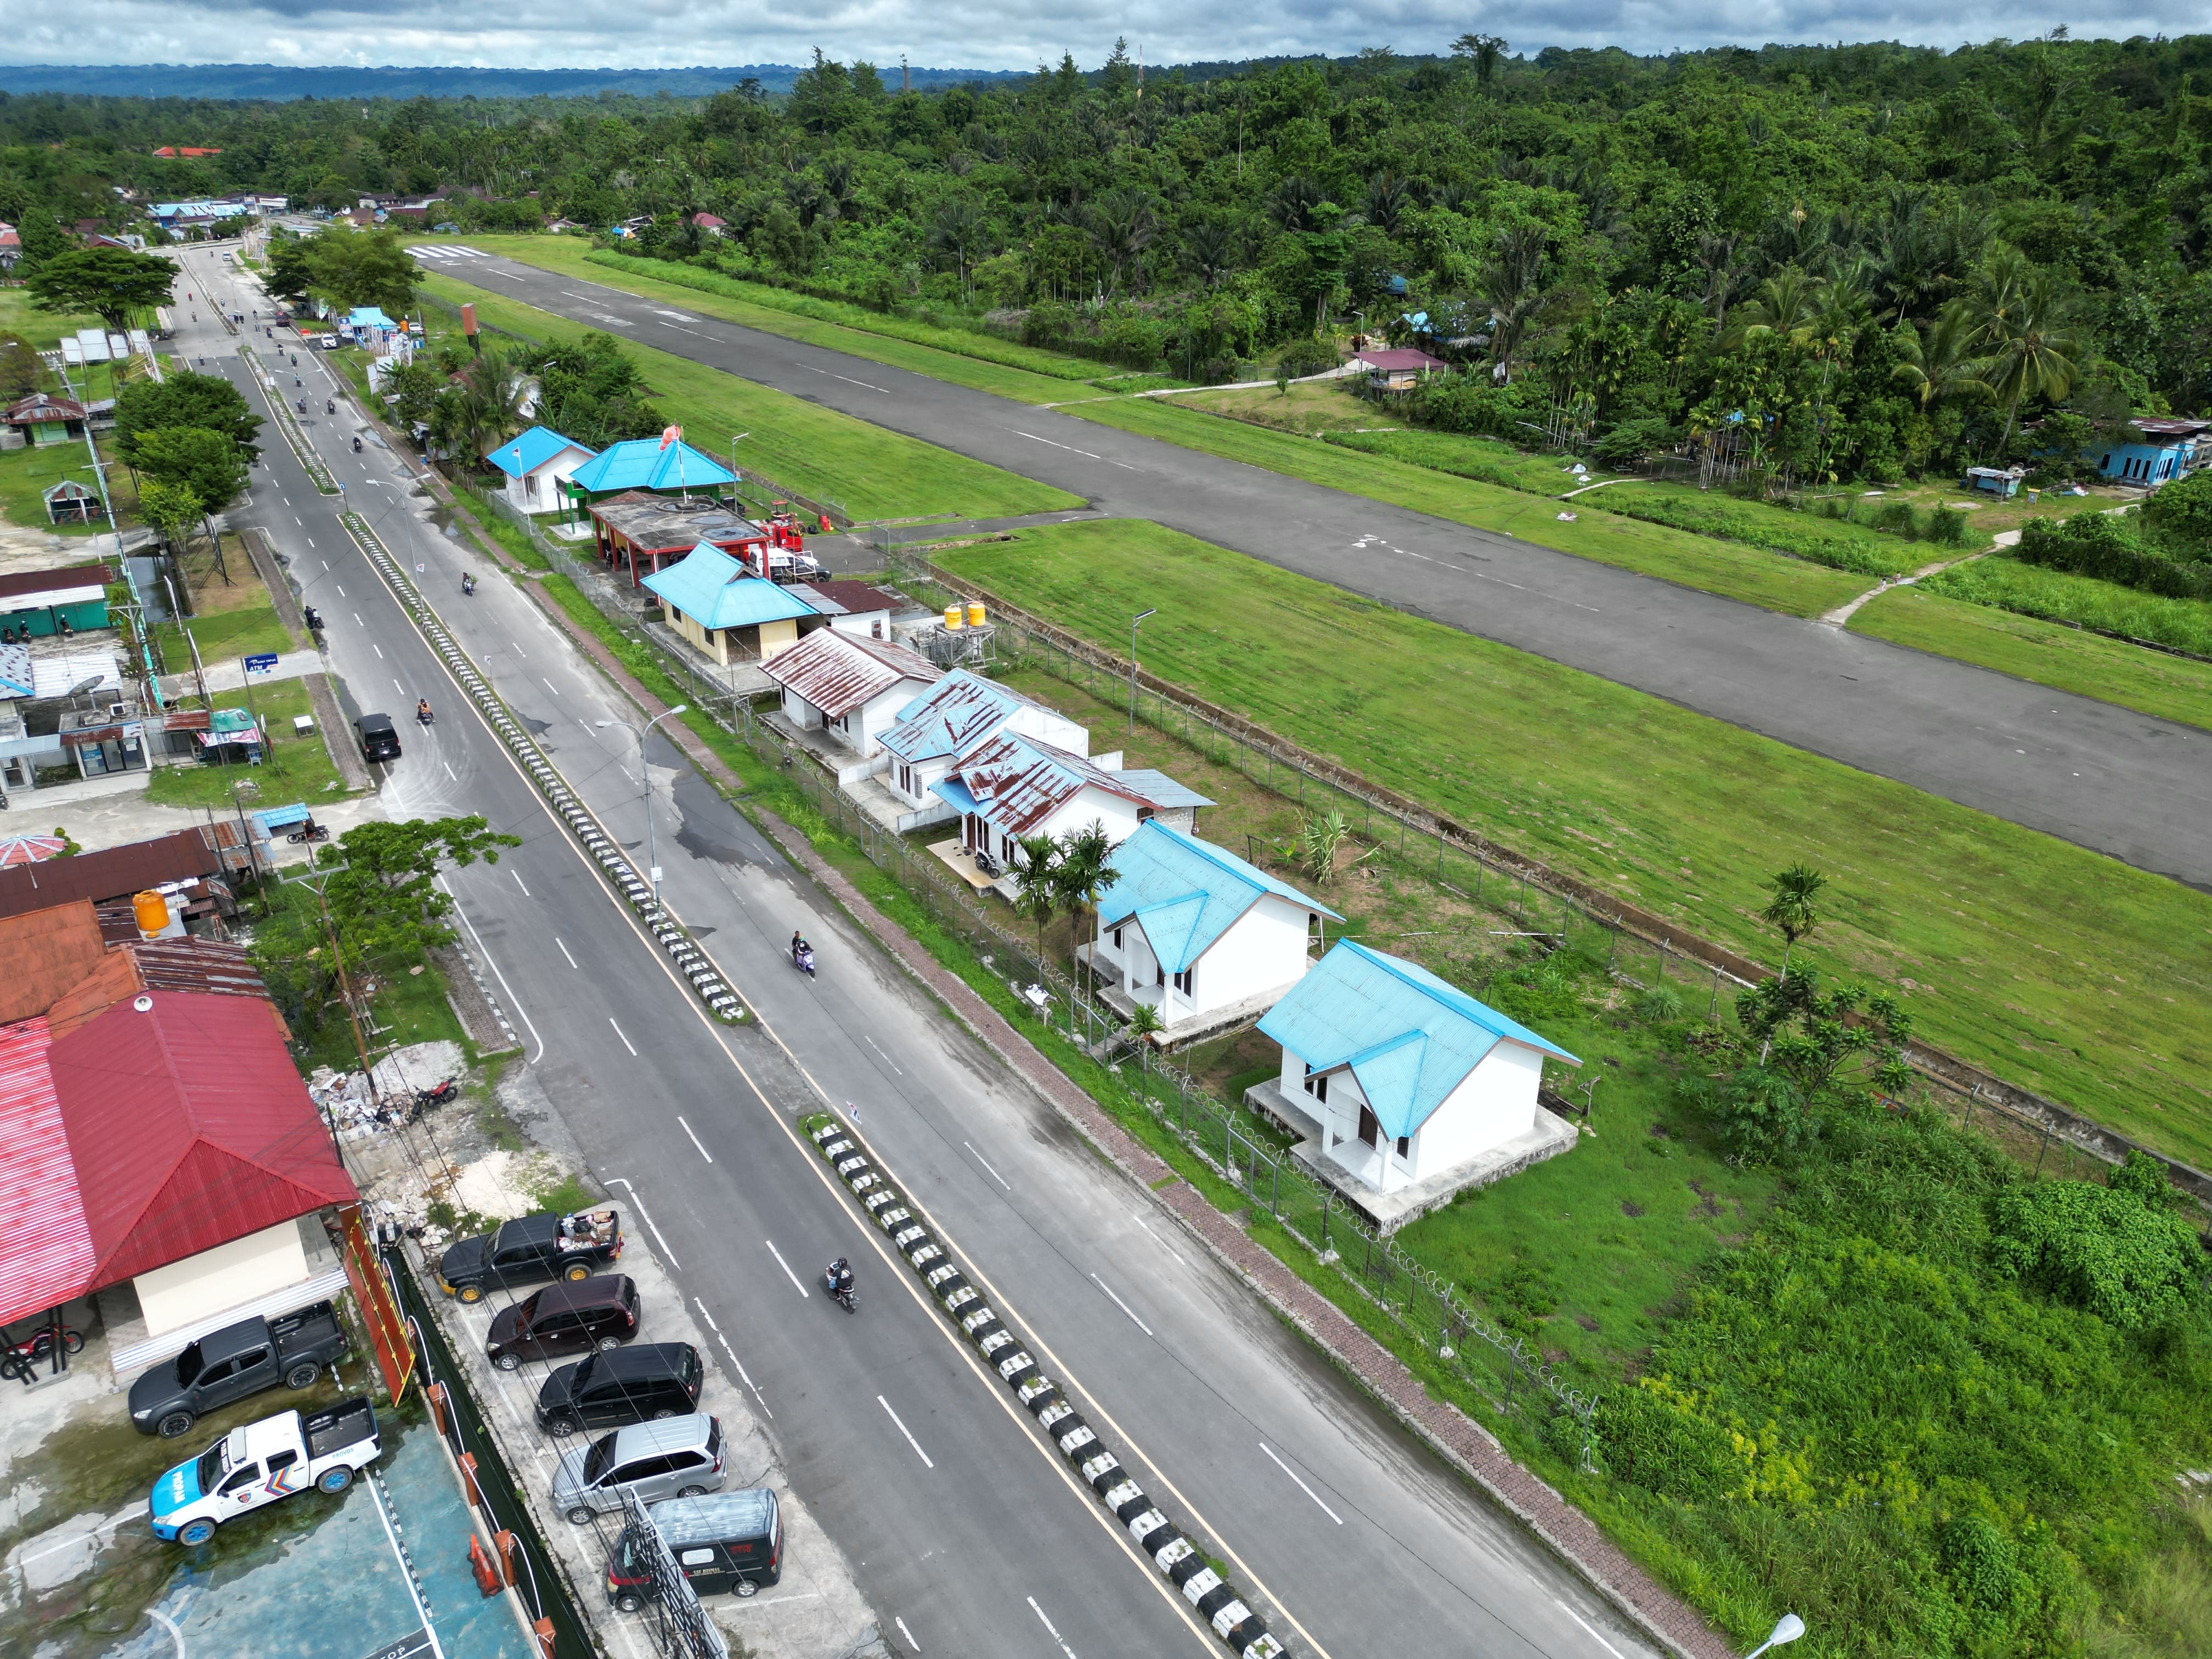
[881,670,1045,764]
[588,490,763,553]
[763,626,940,719]
[0,901,109,1026]
[0,829,219,921]
[938,732,1158,839]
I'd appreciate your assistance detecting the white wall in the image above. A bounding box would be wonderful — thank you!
[133,1217,311,1338]
[1187,893,1311,1014]
[1410,1042,1544,1181]
[826,676,938,758]
[781,686,823,730]
[500,451,586,516]
[1008,703,1090,758]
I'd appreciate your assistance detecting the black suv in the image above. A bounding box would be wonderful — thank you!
[354,713,400,762]
[537,1342,703,1435]
[486,1276,641,1370]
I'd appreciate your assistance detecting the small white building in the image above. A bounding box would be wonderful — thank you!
[1088,820,1339,1045]
[877,670,1093,832]
[933,731,1213,895]
[1250,940,1580,1231]
[484,425,597,516]
[763,625,941,774]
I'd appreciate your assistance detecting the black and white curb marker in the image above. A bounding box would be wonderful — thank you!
[809,1115,1286,1659]
[342,511,745,1025]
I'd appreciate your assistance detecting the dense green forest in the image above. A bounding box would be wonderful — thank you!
[5,35,2212,483]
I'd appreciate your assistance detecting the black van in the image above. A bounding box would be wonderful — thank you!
[606,1489,782,1607]
[538,1343,702,1435]
[354,713,401,762]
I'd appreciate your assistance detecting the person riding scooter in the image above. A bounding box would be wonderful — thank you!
[416,698,433,726]
[352,436,362,453]
[461,572,476,596]
[825,1257,855,1311]
[303,605,324,633]
[325,399,335,415]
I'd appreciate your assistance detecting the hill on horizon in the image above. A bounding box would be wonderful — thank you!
[0,61,1031,100]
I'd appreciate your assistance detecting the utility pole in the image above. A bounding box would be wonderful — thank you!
[901,55,910,93]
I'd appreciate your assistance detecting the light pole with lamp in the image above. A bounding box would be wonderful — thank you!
[1743,1614,1805,1659]
[1128,607,1156,735]
[596,706,689,904]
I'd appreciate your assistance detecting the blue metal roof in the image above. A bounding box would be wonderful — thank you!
[1112,769,1216,812]
[1098,821,1338,974]
[347,307,395,329]
[643,544,820,631]
[567,438,737,495]
[1258,940,1578,1141]
[485,424,596,479]
[880,670,1039,765]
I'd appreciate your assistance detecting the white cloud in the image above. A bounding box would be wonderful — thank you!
[0,0,2193,77]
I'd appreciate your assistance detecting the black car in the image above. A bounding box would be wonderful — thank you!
[537,1343,702,1435]
[606,1489,782,1607]
[486,1276,641,1370]
[355,713,400,762]
[127,1301,349,1437]
[437,1208,623,1303]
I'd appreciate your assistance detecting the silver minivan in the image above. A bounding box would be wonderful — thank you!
[554,1414,725,1523]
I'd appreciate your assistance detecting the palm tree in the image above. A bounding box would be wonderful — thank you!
[1971,258,2087,452]
[1182,219,1238,287]
[928,197,990,300]
[1758,863,1825,1062]
[1891,300,1991,413]
[1363,172,1413,237]
[1479,223,1549,382]
[1008,833,1061,966]
[1085,189,1158,295]
[1052,820,1121,997]
[1722,266,1825,351]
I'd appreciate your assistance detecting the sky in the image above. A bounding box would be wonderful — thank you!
[0,0,2191,76]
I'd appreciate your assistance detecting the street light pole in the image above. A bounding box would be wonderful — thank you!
[1743,1614,1806,1659]
[1128,607,1156,735]
[597,705,689,904]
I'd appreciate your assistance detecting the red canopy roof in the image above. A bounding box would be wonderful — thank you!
[0,991,356,1317]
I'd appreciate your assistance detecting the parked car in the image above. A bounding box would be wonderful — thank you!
[437,1207,623,1303]
[555,1414,725,1524]
[486,1276,640,1371]
[148,1397,380,1546]
[354,713,400,762]
[538,1343,702,1435]
[606,1489,782,1609]
[128,1300,349,1437]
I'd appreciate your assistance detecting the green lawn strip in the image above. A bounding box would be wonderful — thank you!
[156,597,292,667]
[1587,481,1940,577]
[416,272,1076,522]
[1850,584,2212,735]
[936,518,2212,1165]
[268,879,472,1072]
[423,235,1106,402]
[1916,552,2212,658]
[1068,397,1870,617]
[0,440,115,538]
[145,679,346,810]
[0,289,103,352]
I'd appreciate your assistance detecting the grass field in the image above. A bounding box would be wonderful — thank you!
[0,288,102,352]
[1914,552,2212,657]
[146,679,343,809]
[936,518,2212,1164]
[1850,582,2212,733]
[153,529,294,667]
[415,271,1078,523]
[0,441,116,537]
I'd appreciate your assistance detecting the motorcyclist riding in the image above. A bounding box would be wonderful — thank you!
[461,572,476,595]
[827,1257,854,1307]
[325,399,335,414]
[352,436,362,453]
[416,698,433,725]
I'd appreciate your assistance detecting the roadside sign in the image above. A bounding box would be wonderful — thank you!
[244,652,279,679]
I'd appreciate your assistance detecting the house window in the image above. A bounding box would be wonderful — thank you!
[1357,1104,1381,1148]
[1302,1063,1328,1104]
[523,472,539,501]
[1395,1135,1410,1158]
[1172,967,1193,996]
[1111,926,1123,950]
[872,620,884,639]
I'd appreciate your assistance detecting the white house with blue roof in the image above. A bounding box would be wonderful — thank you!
[1252,940,1580,1229]
[877,670,1092,831]
[1090,821,1339,1042]
[642,542,822,666]
[486,425,598,515]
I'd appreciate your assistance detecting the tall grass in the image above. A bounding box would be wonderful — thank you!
[1921,556,2212,658]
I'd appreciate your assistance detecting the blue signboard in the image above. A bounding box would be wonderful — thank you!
[244,653,279,679]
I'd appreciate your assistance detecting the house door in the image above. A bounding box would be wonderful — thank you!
[1357,1105,1381,1149]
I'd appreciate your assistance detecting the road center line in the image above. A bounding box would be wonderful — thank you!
[373,642,384,659]
[443,760,457,781]
[543,677,561,697]
[1028,1596,1079,1659]
[963,1141,1011,1190]
[878,1395,935,1468]
[1089,1273,1153,1337]
[1259,1442,1343,1525]
[763,1238,809,1297]
[608,1017,638,1056]
[862,1034,903,1075]
[1014,430,1103,460]
[676,1115,714,1163]
[335,583,345,596]
[555,936,578,970]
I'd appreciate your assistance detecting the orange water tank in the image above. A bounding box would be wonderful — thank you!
[133,890,168,939]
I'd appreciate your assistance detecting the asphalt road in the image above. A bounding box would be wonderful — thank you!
[414,247,2212,893]
[171,248,1663,1659]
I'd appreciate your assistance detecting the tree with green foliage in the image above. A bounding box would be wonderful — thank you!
[1052,819,1120,994]
[136,475,202,559]
[263,230,317,298]
[1008,833,1060,963]
[379,359,444,435]
[133,425,250,565]
[25,246,176,333]
[306,227,420,315]
[113,369,262,467]
[2141,467,2212,559]
[0,335,44,402]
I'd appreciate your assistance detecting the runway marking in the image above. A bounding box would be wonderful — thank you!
[605,1177,680,1268]
[963,1141,1011,1190]
[677,1115,714,1163]
[863,1033,902,1075]
[1015,429,1102,460]
[1132,1215,1188,1266]
[1028,1596,1079,1659]
[512,868,531,897]
[556,937,578,970]
[1089,1273,1153,1338]
[763,1238,809,1297]
[608,1017,638,1056]
[1259,1442,1342,1525]
[543,677,561,697]
[878,1395,935,1468]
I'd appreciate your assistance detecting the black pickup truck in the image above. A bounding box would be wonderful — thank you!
[128,1301,350,1438]
[437,1208,624,1303]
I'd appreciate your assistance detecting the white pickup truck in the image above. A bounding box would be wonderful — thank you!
[148,1396,381,1546]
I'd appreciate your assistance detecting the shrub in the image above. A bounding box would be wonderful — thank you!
[1274,336,1338,380]
[1987,1155,2206,1329]
[2141,468,2212,559]
[1923,505,1972,546]
[2016,512,2212,601]
[1939,1514,2028,1613]
[1597,1381,1741,1501]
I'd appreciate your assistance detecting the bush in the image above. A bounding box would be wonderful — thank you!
[1939,1514,2028,1613]
[1987,1154,2206,1329]
[2141,467,2212,558]
[1273,336,1338,380]
[1597,1381,1741,1501]
[1592,417,1678,468]
[2016,512,2212,600]
[1923,505,1972,546]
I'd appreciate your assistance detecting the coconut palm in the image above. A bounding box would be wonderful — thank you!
[1008,833,1062,964]
[1758,863,1826,1062]
[1053,819,1121,996]
[928,196,991,300]
[1892,300,1992,413]
[1971,258,2087,451]
[1722,265,1825,351]
[1085,189,1158,294]
[1479,223,1549,382]
[1183,219,1238,287]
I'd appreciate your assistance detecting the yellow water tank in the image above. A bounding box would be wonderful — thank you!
[133,889,169,939]
[967,600,987,628]
[943,603,964,631]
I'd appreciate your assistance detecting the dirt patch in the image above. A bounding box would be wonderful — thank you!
[1573,1313,1601,1333]
[1620,1200,1646,1217]
[1686,1181,1722,1220]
